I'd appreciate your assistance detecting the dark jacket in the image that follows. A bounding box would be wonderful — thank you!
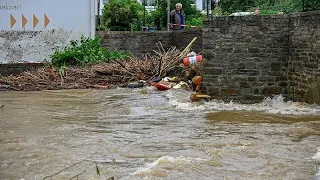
[170,9,186,30]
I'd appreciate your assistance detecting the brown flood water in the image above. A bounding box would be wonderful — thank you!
[0,88,319,180]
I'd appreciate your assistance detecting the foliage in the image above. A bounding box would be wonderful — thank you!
[212,6,223,16]
[303,0,320,11]
[147,10,162,29]
[96,24,108,31]
[219,0,320,15]
[259,10,281,15]
[219,0,256,14]
[257,0,302,13]
[105,49,131,62]
[51,36,131,68]
[151,0,202,29]
[186,16,203,27]
[101,0,145,31]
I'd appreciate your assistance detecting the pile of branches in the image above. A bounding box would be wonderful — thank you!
[0,39,196,91]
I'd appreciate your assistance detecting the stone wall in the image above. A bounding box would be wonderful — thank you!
[201,15,290,103]
[96,29,203,57]
[288,11,320,104]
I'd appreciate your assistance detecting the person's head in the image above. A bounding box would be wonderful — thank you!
[254,8,260,15]
[175,3,182,11]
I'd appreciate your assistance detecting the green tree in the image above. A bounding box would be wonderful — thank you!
[253,0,320,14]
[219,0,256,14]
[147,9,162,29]
[219,0,320,14]
[101,0,145,31]
[304,0,320,11]
[255,0,302,13]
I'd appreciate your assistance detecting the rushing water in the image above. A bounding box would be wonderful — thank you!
[0,87,319,180]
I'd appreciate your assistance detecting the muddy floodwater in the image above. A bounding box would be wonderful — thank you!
[0,88,320,180]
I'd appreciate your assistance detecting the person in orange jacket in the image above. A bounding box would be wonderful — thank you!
[191,75,202,92]
[184,65,202,92]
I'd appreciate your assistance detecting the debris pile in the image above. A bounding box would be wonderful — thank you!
[0,37,211,101]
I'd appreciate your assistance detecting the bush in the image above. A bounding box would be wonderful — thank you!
[213,6,223,16]
[51,36,131,68]
[186,16,204,27]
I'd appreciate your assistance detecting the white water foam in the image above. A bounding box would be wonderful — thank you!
[165,91,320,116]
[313,148,320,163]
[130,156,191,176]
[313,148,320,180]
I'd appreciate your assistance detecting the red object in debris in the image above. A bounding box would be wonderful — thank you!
[149,80,172,91]
[156,83,171,91]
[183,55,202,67]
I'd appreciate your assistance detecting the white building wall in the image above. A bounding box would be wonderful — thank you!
[0,0,96,63]
[196,0,203,10]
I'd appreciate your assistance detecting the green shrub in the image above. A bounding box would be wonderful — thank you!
[186,16,203,27]
[213,6,223,16]
[51,36,131,68]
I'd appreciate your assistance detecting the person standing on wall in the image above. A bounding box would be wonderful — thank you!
[170,3,186,30]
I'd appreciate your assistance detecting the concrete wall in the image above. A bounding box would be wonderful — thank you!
[0,0,95,63]
[96,29,203,57]
[0,30,75,63]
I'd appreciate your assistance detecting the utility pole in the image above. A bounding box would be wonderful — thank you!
[144,0,146,26]
[167,0,170,31]
[97,0,100,26]
[206,0,209,17]
[302,0,305,12]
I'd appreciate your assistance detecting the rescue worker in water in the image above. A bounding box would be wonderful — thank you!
[185,65,202,93]
[185,64,211,102]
